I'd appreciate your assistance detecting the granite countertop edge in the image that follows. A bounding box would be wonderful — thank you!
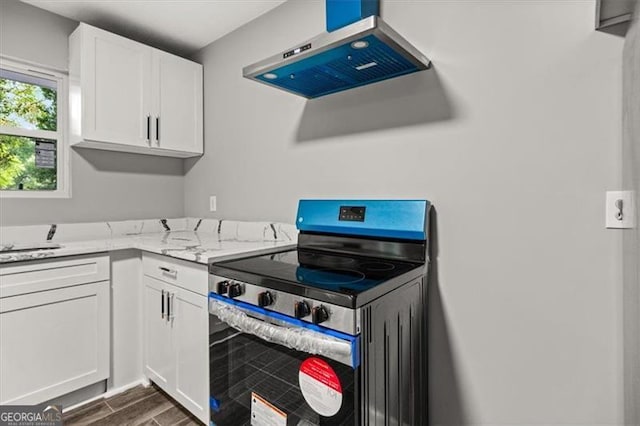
[0,232,297,265]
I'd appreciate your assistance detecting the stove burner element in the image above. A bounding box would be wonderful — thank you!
[297,268,365,285]
[360,262,395,272]
[302,252,356,268]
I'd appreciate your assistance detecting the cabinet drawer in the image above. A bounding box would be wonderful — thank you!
[0,254,109,298]
[142,252,207,296]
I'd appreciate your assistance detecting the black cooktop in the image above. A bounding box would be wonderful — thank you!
[210,249,425,308]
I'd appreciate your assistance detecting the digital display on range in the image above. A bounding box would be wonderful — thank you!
[339,206,366,222]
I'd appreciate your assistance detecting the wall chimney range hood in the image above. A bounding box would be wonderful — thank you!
[242,0,431,99]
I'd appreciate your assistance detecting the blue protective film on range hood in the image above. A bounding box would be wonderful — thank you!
[243,13,431,99]
[326,0,379,32]
[255,34,420,99]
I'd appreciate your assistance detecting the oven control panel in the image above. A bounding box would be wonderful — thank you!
[297,199,430,241]
[209,275,360,335]
[339,205,366,222]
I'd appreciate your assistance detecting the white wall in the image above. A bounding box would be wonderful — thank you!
[186,1,626,424]
[622,1,640,424]
[0,0,185,225]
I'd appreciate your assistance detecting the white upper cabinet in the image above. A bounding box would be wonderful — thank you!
[152,50,203,154]
[69,23,203,158]
[72,26,152,148]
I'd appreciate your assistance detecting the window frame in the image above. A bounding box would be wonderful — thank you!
[0,56,70,198]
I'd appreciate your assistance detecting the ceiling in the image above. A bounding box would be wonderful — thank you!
[20,0,287,55]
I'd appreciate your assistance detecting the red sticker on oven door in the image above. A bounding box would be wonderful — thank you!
[298,357,342,417]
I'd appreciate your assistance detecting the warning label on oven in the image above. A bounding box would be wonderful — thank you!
[299,357,343,417]
[251,392,287,426]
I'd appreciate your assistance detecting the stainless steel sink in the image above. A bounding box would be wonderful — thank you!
[0,242,62,253]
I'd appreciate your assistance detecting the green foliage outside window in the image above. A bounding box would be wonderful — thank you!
[0,75,58,191]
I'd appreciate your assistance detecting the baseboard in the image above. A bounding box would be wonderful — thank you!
[46,381,106,412]
[103,378,148,399]
[62,378,147,413]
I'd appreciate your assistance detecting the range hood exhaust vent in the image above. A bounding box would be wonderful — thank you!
[243,0,431,99]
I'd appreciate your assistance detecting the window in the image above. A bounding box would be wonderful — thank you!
[0,57,69,197]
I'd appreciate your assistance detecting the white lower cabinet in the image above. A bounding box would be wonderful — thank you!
[173,288,209,419]
[0,250,208,421]
[142,255,209,425]
[0,255,110,405]
[143,277,174,389]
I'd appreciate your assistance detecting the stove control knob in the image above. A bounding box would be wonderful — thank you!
[228,283,243,298]
[294,301,310,319]
[311,305,329,325]
[217,281,230,295]
[258,291,274,307]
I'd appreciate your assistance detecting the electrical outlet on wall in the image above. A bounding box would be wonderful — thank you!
[210,196,217,212]
[606,191,635,229]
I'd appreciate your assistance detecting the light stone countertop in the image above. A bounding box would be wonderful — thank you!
[0,218,297,264]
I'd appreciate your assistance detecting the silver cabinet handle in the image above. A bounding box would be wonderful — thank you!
[161,289,165,319]
[155,116,159,145]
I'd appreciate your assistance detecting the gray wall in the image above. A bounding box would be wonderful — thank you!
[622,1,640,424]
[186,1,626,424]
[0,0,185,225]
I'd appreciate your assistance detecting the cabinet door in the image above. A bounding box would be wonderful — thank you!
[143,276,173,392]
[0,282,109,405]
[172,288,209,425]
[83,25,151,146]
[152,50,203,154]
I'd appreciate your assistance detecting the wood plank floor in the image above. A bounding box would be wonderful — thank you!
[63,384,201,426]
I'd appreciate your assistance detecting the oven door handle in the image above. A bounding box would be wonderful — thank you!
[209,298,358,367]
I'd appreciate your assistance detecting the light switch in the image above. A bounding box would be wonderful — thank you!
[606,191,635,229]
[210,196,217,212]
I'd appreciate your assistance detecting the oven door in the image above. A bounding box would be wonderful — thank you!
[209,293,359,426]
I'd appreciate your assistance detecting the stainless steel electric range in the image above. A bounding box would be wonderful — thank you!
[208,199,431,426]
